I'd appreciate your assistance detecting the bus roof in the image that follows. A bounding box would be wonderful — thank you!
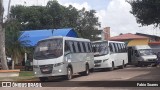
[132,45,151,50]
[92,40,125,43]
[38,36,90,42]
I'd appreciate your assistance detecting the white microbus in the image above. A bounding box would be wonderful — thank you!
[92,40,128,70]
[128,45,157,66]
[33,36,94,81]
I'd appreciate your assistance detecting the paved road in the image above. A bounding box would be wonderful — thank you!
[1,65,160,90]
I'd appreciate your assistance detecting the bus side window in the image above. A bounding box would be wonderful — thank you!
[121,43,125,52]
[77,42,82,53]
[111,43,115,53]
[118,43,122,53]
[74,42,79,53]
[65,41,70,52]
[80,42,84,52]
[113,43,118,53]
[89,43,92,52]
[116,43,120,53]
[87,43,92,53]
[109,43,113,53]
[121,44,123,53]
[117,43,122,53]
[82,42,87,52]
[69,41,75,53]
[85,42,89,53]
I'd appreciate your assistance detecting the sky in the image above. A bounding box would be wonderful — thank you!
[3,0,160,37]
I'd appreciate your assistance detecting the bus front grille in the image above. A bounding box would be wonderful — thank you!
[148,59,156,62]
[94,60,102,63]
[40,64,53,74]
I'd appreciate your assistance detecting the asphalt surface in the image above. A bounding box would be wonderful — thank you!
[1,65,160,90]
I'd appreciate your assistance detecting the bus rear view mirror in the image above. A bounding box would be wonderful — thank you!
[64,51,71,56]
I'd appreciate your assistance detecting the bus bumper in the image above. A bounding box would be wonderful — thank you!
[138,60,157,65]
[94,60,112,69]
[33,66,67,77]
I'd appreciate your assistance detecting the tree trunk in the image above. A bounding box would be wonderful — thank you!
[11,60,14,69]
[0,0,9,70]
[15,58,18,65]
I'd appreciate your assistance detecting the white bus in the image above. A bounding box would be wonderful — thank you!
[92,40,128,70]
[33,36,94,81]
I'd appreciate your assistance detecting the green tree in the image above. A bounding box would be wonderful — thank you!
[9,1,101,41]
[128,0,160,27]
[76,8,101,40]
[5,19,30,69]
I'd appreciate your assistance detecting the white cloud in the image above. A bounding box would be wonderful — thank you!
[63,2,91,11]
[3,0,49,18]
[10,0,48,6]
[3,0,91,17]
[3,0,159,37]
[96,0,158,36]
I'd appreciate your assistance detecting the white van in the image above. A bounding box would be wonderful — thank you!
[128,45,157,66]
[92,40,128,70]
[33,36,94,81]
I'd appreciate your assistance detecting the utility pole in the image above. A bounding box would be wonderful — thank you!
[0,0,9,70]
[7,0,11,20]
[37,0,38,5]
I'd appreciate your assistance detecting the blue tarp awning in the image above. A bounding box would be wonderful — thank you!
[20,28,78,46]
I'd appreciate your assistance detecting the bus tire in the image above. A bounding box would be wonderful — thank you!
[120,61,125,69]
[39,77,48,82]
[65,67,73,80]
[81,64,90,76]
[109,62,114,71]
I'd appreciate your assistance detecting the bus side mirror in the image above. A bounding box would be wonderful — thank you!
[64,51,71,56]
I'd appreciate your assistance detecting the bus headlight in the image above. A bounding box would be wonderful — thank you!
[54,62,64,67]
[103,59,108,62]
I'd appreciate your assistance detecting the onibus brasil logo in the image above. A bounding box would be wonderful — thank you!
[1,82,42,87]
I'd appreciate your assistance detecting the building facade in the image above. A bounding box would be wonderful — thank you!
[109,33,149,46]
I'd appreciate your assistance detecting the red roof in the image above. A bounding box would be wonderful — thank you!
[109,33,148,41]
[148,42,160,45]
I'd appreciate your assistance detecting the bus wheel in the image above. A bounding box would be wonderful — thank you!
[66,67,73,80]
[39,77,48,82]
[85,64,90,75]
[120,61,125,69]
[109,62,114,71]
[81,64,90,76]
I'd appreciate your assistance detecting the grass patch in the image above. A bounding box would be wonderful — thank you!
[0,71,38,81]
[19,71,34,76]
[0,76,38,81]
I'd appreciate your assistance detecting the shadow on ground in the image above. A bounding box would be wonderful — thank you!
[41,66,160,88]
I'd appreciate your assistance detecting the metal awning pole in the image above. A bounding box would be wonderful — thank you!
[25,52,27,62]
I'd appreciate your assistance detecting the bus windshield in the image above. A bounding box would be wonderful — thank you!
[92,42,109,57]
[138,49,154,56]
[34,39,63,60]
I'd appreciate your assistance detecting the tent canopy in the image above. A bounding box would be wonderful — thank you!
[20,28,78,46]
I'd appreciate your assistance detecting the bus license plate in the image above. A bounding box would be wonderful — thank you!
[42,69,49,72]
[95,64,101,67]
